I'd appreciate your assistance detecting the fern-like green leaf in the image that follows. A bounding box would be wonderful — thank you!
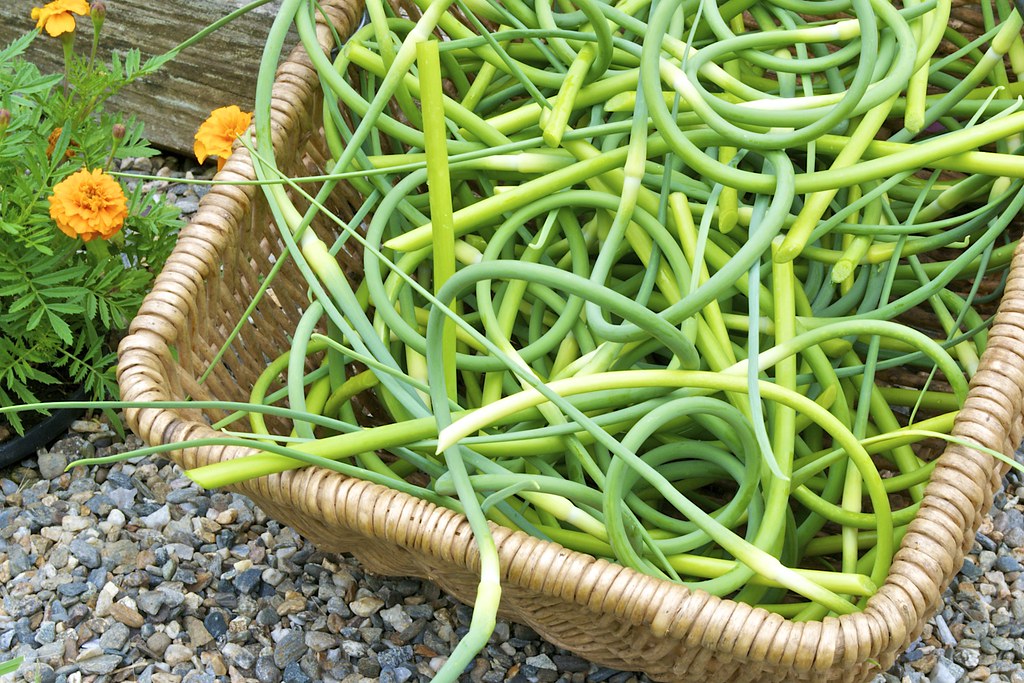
[46,311,73,344]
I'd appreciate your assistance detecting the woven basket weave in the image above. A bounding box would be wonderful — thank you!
[118,2,1024,681]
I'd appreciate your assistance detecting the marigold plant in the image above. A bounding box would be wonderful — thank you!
[194,105,252,170]
[0,2,181,434]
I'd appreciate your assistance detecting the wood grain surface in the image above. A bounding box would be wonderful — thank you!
[2,0,300,156]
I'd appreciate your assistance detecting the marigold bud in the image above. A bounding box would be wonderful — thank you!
[112,123,126,140]
[90,0,105,35]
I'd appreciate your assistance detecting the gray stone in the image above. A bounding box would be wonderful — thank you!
[48,544,69,570]
[69,538,102,569]
[961,559,984,580]
[341,640,367,658]
[234,567,262,594]
[223,642,256,670]
[994,509,1024,535]
[34,621,56,645]
[930,656,966,683]
[357,657,382,678]
[979,550,998,572]
[99,622,131,650]
[378,645,413,670]
[305,631,338,652]
[953,647,981,669]
[161,557,178,580]
[255,656,282,683]
[37,450,68,480]
[146,631,172,658]
[109,487,137,510]
[157,586,186,608]
[0,629,13,650]
[84,494,115,516]
[77,653,122,675]
[141,504,172,530]
[3,594,42,619]
[996,555,1023,573]
[183,673,216,683]
[166,542,195,561]
[255,606,280,627]
[7,546,32,575]
[380,604,413,632]
[526,653,557,670]
[261,567,285,586]
[204,610,228,638]
[1005,527,1024,549]
[933,615,957,647]
[273,630,307,668]
[57,580,88,597]
[137,590,166,615]
[552,654,590,673]
[282,662,311,683]
[991,635,1015,651]
[166,488,195,504]
[14,618,33,645]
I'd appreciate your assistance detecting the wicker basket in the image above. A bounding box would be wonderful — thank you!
[118,2,1024,681]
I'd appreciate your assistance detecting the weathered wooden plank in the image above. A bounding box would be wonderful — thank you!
[1,1,300,156]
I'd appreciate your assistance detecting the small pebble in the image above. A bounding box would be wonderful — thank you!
[68,538,102,569]
[381,604,414,632]
[996,555,1023,573]
[273,629,307,668]
[37,450,68,480]
[305,631,338,652]
[234,567,262,594]
[203,611,228,638]
[186,616,213,647]
[146,631,172,657]
[282,662,311,683]
[164,643,195,667]
[110,601,146,629]
[225,642,257,670]
[350,595,385,617]
[931,656,966,683]
[255,655,282,683]
[98,622,131,651]
[142,504,172,530]
[77,653,122,675]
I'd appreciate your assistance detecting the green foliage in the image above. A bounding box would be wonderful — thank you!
[0,16,181,433]
[0,655,24,676]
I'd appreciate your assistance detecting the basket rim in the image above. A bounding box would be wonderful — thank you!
[117,0,1024,678]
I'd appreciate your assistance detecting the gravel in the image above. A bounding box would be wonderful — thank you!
[0,425,657,683]
[7,425,1024,683]
[3,156,1024,682]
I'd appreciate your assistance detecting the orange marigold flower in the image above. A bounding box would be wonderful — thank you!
[194,105,252,171]
[49,168,128,242]
[31,0,90,37]
[46,127,76,159]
